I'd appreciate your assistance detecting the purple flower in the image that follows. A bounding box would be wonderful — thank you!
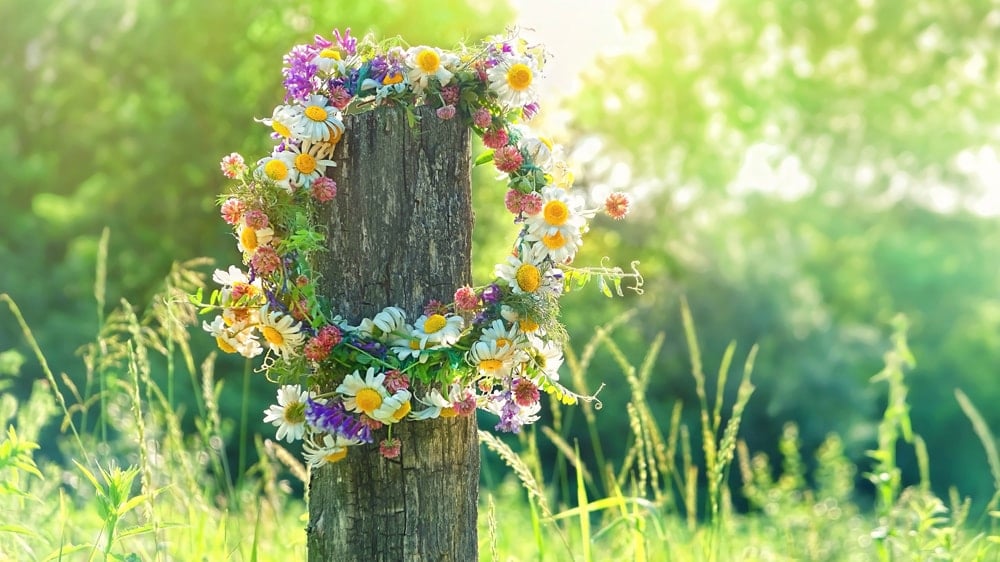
[522,102,540,121]
[334,28,357,55]
[481,283,501,304]
[436,105,456,120]
[282,44,319,102]
[306,399,373,443]
[494,393,523,433]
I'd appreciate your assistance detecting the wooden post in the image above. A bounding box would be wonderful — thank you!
[307,104,479,561]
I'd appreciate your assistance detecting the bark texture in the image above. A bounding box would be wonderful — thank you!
[308,105,479,562]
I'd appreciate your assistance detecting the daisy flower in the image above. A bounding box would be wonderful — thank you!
[370,389,412,425]
[277,141,336,189]
[255,154,294,192]
[409,387,457,420]
[466,339,521,379]
[524,224,583,264]
[410,313,464,348]
[303,433,361,468]
[501,305,544,337]
[405,46,458,92]
[487,55,540,108]
[336,367,390,417]
[516,132,554,170]
[354,306,407,340]
[495,243,550,295]
[263,384,312,443]
[257,104,302,140]
[258,304,306,359]
[479,319,529,359]
[202,315,262,358]
[236,219,275,255]
[293,94,345,143]
[528,337,564,382]
[523,186,587,241]
[388,331,432,364]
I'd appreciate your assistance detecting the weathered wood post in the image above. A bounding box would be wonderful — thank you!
[308,104,479,560]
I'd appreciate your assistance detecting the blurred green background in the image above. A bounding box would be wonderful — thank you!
[3,0,1000,510]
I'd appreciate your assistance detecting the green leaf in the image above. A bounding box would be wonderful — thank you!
[473,150,495,166]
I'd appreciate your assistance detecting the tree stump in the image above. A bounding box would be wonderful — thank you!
[307,104,479,561]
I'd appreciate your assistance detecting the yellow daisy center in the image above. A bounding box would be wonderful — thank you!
[264,159,289,181]
[479,358,503,372]
[295,153,317,174]
[355,388,383,415]
[519,318,540,332]
[423,314,447,334]
[325,448,348,463]
[409,339,422,350]
[440,406,457,418]
[262,325,284,346]
[542,231,566,249]
[216,336,236,354]
[543,200,569,226]
[305,105,328,122]
[515,264,541,293]
[496,337,512,349]
[416,49,440,73]
[284,401,306,424]
[319,48,342,60]
[506,63,533,91]
[240,227,259,252]
[383,72,404,85]
[393,400,412,421]
[272,121,292,138]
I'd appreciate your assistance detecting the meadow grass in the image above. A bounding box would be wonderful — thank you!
[3,255,1000,560]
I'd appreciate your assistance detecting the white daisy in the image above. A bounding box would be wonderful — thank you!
[516,132,554,170]
[410,313,464,348]
[370,389,412,425]
[292,95,344,143]
[336,367,389,417]
[255,154,294,192]
[524,226,582,264]
[258,304,306,359]
[388,331,432,363]
[524,186,587,241]
[479,319,530,361]
[405,46,458,92]
[466,339,521,379]
[303,432,360,468]
[236,220,274,255]
[276,141,336,189]
[409,388,456,420]
[495,243,550,295]
[355,306,408,340]
[487,55,540,108]
[203,316,263,358]
[528,337,564,382]
[501,305,545,337]
[263,384,312,443]
[256,104,302,140]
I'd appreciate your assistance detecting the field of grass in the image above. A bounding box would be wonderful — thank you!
[3,256,1000,561]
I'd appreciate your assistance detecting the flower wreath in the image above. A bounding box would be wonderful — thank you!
[195,28,642,468]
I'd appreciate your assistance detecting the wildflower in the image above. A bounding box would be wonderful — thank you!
[303,433,360,468]
[380,437,402,460]
[423,299,448,317]
[282,44,319,102]
[305,398,373,443]
[405,46,457,92]
[293,94,345,143]
[220,198,245,225]
[524,186,587,243]
[336,367,390,417]
[411,313,464,348]
[604,192,631,220]
[282,140,337,188]
[250,246,282,277]
[522,102,540,120]
[472,107,492,129]
[521,192,543,215]
[311,177,337,202]
[409,388,456,420]
[258,104,302,140]
[371,389,413,424]
[383,370,410,393]
[495,243,549,295]
[488,56,540,107]
[236,221,274,255]
[220,152,247,179]
[258,304,306,359]
[454,286,479,312]
[441,84,460,104]
[263,384,312,443]
[436,104,456,120]
[466,338,522,378]
[242,209,269,230]
[494,145,524,174]
[512,377,540,407]
[481,283,502,305]
[482,128,509,150]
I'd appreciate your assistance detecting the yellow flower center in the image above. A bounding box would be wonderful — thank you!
[305,105,328,122]
[423,314,447,334]
[515,264,541,293]
[284,401,306,424]
[355,388,383,415]
[479,358,503,372]
[543,200,569,226]
[506,63,533,91]
[216,336,236,354]
[542,231,566,249]
[262,325,284,346]
[325,448,348,463]
[240,227,259,252]
[272,120,292,138]
[264,159,289,181]
[519,318,540,332]
[319,48,342,60]
[416,49,440,73]
[393,400,412,421]
[295,153,317,174]
[440,406,457,418]
[496,337,511,349]
[382,72,404,85]
[409,339,422,351]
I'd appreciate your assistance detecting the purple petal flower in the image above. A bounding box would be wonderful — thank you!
[282,44,319,102]
[481,283,501,305]
[333,28,357,55]
[306,399,373,443]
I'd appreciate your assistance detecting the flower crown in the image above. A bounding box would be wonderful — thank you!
[195,28,642,468]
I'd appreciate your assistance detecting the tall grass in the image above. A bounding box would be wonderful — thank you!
[3,255,1000,560]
